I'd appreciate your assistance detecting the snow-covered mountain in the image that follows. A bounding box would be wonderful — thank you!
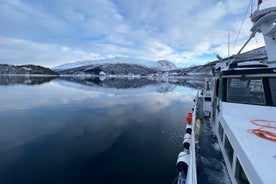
[0,46,267,78]
[0,64,58,75]
[52,57,177,73]
[156,60,178,71]
[232,46,267,62]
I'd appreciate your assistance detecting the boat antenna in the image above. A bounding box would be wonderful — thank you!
[251,0,253,16]
[228,32,230,58]
[257,0,262,11]
[237,0,263,54]
[231,0,253,55]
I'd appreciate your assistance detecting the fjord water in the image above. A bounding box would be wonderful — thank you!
[0,76,198,184]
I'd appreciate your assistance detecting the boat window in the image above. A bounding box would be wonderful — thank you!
[269,78,276,106]
[215,79,219,97]
[224,136,233,167]
[235,158,250,184]
[220,78,227,101]
[227,78,265,105]
[218,121,224,142]
[204,97,211,102]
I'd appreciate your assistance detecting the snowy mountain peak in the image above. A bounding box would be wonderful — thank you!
[157,60,177,71]
[52,57,177,72]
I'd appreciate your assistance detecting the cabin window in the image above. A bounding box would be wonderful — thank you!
[235,158,250,184]
[204,97,211,102]
[269,78,276,106]
[215,79,219,97]
[224,136,233,167]
[220,78,227,101]
[227,78,265,105]
[218,121,224,142]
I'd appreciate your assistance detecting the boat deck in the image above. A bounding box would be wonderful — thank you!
[220,102,276,183]
[196,118,231,184]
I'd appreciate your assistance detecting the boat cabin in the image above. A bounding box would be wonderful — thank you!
[216,67,276,107]
[212,65,276,184]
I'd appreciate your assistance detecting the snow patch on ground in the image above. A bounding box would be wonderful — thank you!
[213,142,221,151]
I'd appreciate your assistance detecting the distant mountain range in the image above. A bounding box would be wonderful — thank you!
[52,57,177,75]
[50,46,269,76]
[52,57,177,71]
[0,47,268,76]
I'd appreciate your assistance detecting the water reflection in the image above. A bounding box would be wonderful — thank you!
[61,76,157,89]
[0,75,57,85]
[60,76,205,90]
[0,77,196,184]
[0,75,205,89]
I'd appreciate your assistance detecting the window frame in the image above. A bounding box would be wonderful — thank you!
[221,76,273,106]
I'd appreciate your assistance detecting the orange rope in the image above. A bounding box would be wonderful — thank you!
[248,119,276,142]
[250,119,276,129]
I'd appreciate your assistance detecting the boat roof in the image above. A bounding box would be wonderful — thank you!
[220,102,276,184]
[220,67,276,77]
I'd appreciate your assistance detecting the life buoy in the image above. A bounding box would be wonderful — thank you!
[186,112,192,124]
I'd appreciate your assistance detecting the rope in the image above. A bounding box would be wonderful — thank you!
[249,129,276,142]
[171,176,179,184]
[248,119,276,142]
[231,0,253,55]
[250,0,253,16]
[250,119,276,129]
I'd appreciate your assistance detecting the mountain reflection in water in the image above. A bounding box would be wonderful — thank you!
[0,75,57,85]
[0,76,198,184]
[0,75,205,90]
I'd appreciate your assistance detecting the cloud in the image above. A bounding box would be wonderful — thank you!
[0,0,275,67]
[0,36,103,67]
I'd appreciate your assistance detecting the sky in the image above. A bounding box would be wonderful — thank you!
[0,0,275,68]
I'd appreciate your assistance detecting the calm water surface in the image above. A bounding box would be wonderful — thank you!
[0,77,198,184]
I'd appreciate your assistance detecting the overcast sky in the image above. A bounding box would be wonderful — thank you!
[0,0,275,67]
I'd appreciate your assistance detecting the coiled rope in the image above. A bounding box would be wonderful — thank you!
[248,119,276,142]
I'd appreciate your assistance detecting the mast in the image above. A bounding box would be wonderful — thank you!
[251,1,276,62]
[257,0,262,11]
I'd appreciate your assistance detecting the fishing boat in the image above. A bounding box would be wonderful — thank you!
[175,1,276,184]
